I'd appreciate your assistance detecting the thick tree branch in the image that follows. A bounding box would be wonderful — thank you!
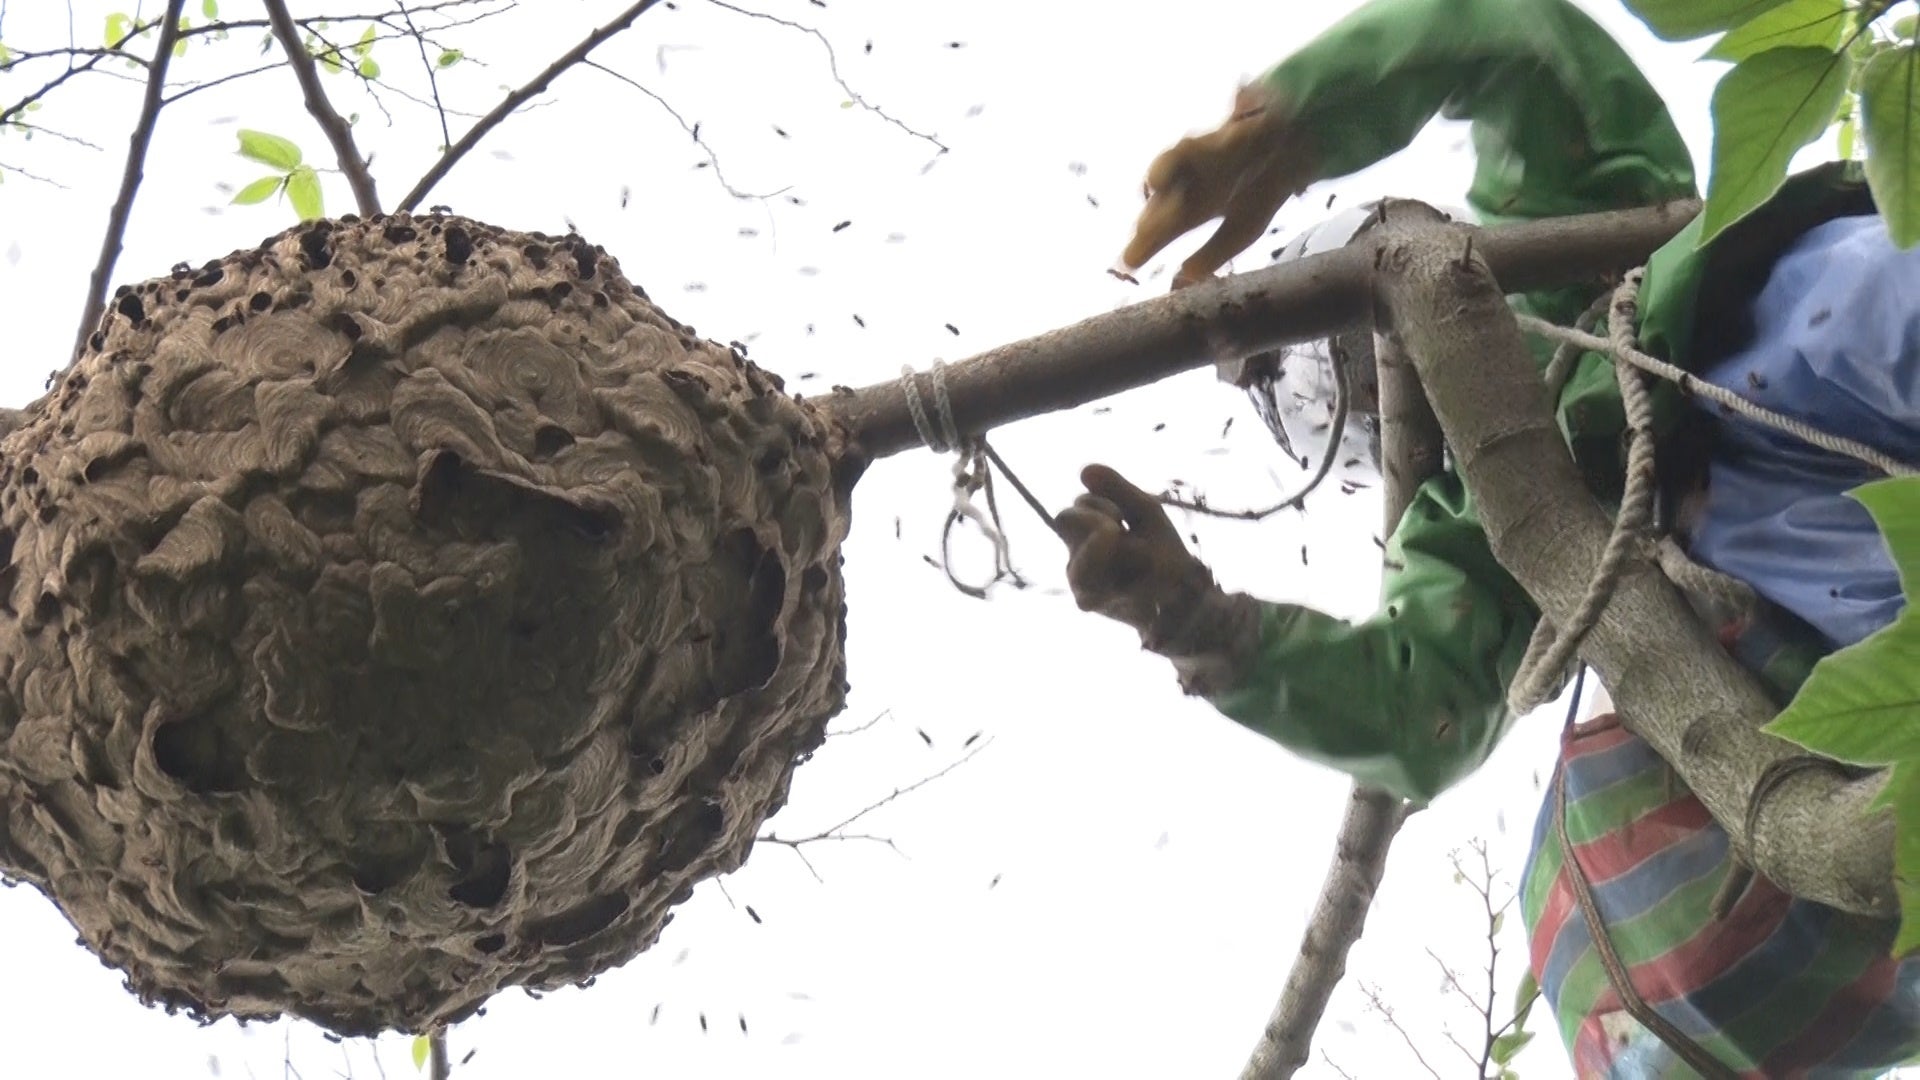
[825,200,1700,460]
[1237,202,1447,1080]
[1372,224,1893,916]
[396,0,666,211]
[69,0,187,362]
[263,0,382,217]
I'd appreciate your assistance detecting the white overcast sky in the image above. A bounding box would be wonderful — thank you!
[0,2,1865,1078]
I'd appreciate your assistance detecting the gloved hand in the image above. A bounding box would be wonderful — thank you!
[1119,83,1320,290]
[1056,465,1226,654]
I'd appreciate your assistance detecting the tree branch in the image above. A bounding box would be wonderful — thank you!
[1372,223,1894,916]
[263,0,381,216]
[1,16,160,129]
[1237,201,1446,1080]
[69,0,186,363]
[823,200,1701,460]
[396,0,666,211]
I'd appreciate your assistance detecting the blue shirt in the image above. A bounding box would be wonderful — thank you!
[1688,214,1920,649]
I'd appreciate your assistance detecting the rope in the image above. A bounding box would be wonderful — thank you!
[1547,666,1741,1078]
[1516,308,1920,479]
[1508,272,1662,713]
[901,361,1030,598]
[1507,257,1920,714]
[1540,292,1610,401]
[900,360,959,455]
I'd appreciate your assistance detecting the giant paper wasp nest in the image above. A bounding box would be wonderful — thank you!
[0,214,852,1036]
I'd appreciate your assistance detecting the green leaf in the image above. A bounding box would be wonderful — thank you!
[436,48,463,68]
[1766,479,1920,764]
[311,34,342,74]
[1896,13,1919,43]
[1510,969,1540,1028]
[1492,1030,1535,1065]
[236,129,303,170]
[358,57,381,79]
[1623,0,1795,40]
[1886,764,1920,955]
[411,1035,430,1071]
[1856,477,1920,590]
[105,12,133,47]
[1700,46,1852,245]
[285,165,324,221]
[231,175,283,205]
[1704,0,1847,62]
[1860,45,1920,248]
[0,43,13,69]
[174,17,190,58]
[1491,909,1506,936]
[354,24,376,58]
[1765,619,1920,762]
[203,0,219,18]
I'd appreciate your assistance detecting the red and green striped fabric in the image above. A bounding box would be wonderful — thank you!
[1520,613,1919,1077]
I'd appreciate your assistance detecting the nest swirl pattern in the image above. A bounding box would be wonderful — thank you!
[0,213,851,1036]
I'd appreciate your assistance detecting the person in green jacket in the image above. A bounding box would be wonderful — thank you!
[1060,0,1920,1075]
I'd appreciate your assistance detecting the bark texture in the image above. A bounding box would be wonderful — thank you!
[1372,225,1894,917]
[1238,202,1447,1080]
[0,213,851,1035]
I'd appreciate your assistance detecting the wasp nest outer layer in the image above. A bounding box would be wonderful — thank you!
[0,213,855,1036]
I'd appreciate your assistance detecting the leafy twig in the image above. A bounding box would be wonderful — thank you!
[397,0,667,211]
[264,0,381,215]
[69,0,186,362]
[1,15,159,128]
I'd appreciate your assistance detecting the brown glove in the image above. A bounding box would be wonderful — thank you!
[1119,83,1320,290]
[1056,465,1262,693]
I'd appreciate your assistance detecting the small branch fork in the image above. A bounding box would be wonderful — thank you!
[756,738,991,883]
[396,0,667,211]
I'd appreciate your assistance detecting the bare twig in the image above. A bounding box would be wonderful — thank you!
[69,0,186,362]
[1359,983,1445,1080]
[162,62,284,105]
[757,739,990,877]
[1237,202,1452,1080]
[396,2,455,150]
[263,0,381,215]
[1318,1050,1360,1080]
[701,0,946,154]
[826,708,891,740]
[0,158,66,186]
[582,59,789,200]
[397,0,667,211]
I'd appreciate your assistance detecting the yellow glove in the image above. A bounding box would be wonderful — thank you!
[1119,83,1319,290]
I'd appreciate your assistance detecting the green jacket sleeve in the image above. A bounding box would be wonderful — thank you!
[1259,0,1696,226]
[1198,0,1699,802]
[1208,475,1536,803]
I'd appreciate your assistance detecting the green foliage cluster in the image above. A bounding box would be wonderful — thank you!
[1624,0,1920,955]
[1625,0,1920,246]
